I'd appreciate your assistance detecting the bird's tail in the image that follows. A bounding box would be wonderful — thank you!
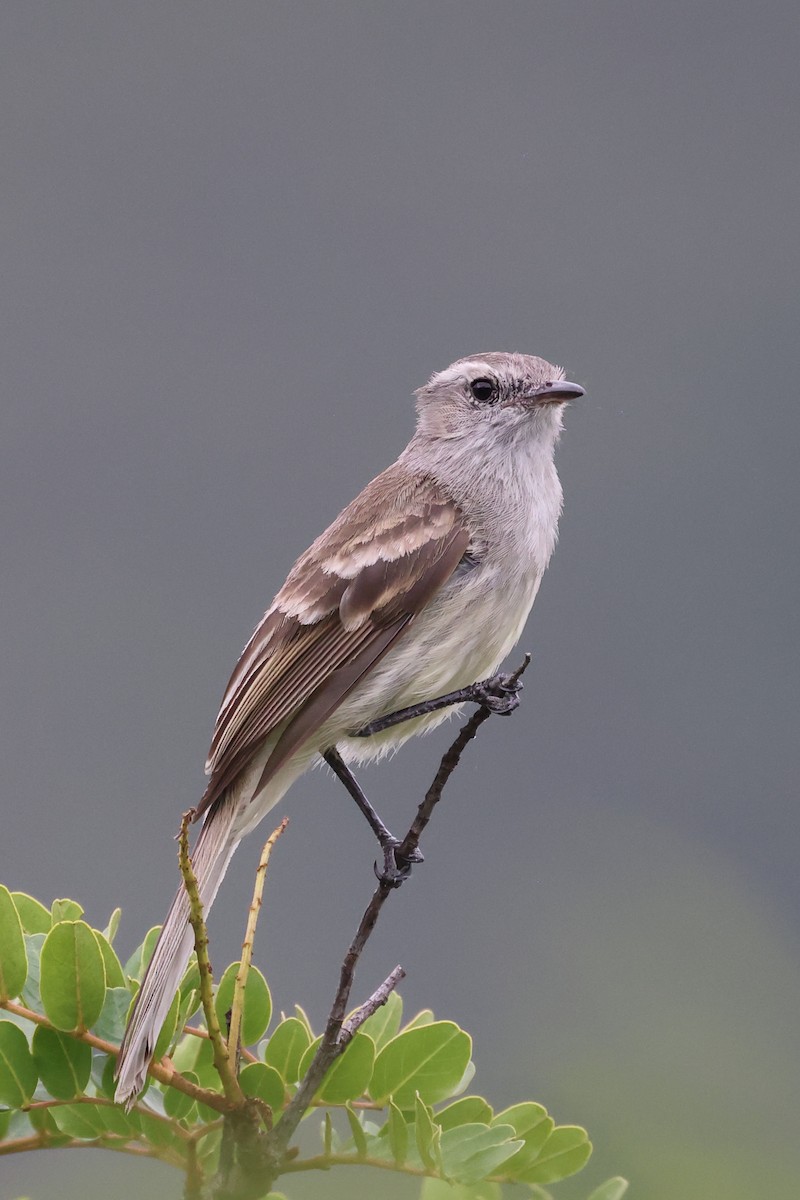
[114,795,239,1109]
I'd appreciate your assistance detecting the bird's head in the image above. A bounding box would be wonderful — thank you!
[414,352,585,445]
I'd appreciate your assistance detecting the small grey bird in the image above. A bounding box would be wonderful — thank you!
[115,351,584,1106]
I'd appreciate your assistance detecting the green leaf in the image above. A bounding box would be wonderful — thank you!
[437,1096,493,1130]
[103,908,122,945]
[414,1094,441,1172]
[370,1021,472,1108]
[51,1101,107,1140]
[179,957,202,1016]
[344,1103,367,1157]
[50,899,84,924]
[358,990,402,1049]
[239,1061,285,1111]
[452,1060,476,1097]
[0,1020,38,1106]
[492,1102,553,1174]
[92,1099,136,1137]
[214,963,271,1047]
[173,989,200,1054]
[124,926,161,983]
[96,1052,119,1100]
[163,1069,200,1121]
[403,1008,434,1031]
[0,886,28,1000]
[152,988,181,1063]
[93,986,132,1045]
[39,921,107,1031]
[587,1177,629,1200]
[137,1106,182,1148]
[11,892,51,935]
[387,1098,408,1165]
[263,1016,311,1083]
[421,1179,501,1200]
[171,1030,219,1091]
[20,934,45,1013]
[31,1026,92,1099]
[292,1004,315,1038]
[91,930,126,989]
[440,1122,522,1185]
[298,1032,375,1104]
[516,1125,592,1184]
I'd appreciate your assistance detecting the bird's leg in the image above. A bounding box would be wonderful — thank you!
[322,748,423,887]
[351,656,530,739]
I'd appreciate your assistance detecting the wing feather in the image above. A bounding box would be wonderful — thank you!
[197,466,469,817]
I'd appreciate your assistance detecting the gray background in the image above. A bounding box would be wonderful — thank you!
[2,3,798,1198]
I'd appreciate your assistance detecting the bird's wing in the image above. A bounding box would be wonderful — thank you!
[197,465,469,816]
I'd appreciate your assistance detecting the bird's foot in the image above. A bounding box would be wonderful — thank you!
[374,839,425,888]
[470,670,524,716]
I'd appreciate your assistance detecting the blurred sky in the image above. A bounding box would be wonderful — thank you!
[1,3,799,1199]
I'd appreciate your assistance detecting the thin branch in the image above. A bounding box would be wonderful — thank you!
[228,818,288,1059]
[266,656,531,1169]
[397,653,531,864]
[178,809,244,1108]
[182,1024,258,1064]
[0,998,230,1114]
[0,1131,186,1168]
[341,965,405,1040]
[25,1094,190,1138]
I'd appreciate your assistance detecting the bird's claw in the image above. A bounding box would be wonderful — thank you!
[374,840,424,888]
[472,672,524,715]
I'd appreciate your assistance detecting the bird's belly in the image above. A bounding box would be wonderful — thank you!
[332,563,541,761]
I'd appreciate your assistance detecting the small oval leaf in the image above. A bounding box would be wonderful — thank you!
[51,1101,107,1140]
[124,926,161,983]
[387,1098,409,1165]
[437,1095,494,1130]
[92,930,126,989]
[32,1025,92,1099]
[153,988,181,1062]
[39,921,107,1031]
[316,1033,375,1104]
[344,1102,368,1156]
[588,1179,630,1200]
[358,990,403,1050]
[239,1061,285,1111]
[263,1016,311,1083]
[163,1069,200,1121]
[0,885,28,1000]
[440,1122,523,1185]
[103,907,122,945]
[51,898,84,924]
[0,1020,38,1106]
[370,1021,472,1108]
[214,963,271,1047]
[11,891,51,935]
[517,1125,592,1184]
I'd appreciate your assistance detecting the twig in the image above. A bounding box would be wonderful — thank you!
[178,809,244,1107]
[398,653,530,862]
[0,997,228,1113]
[228,818,288,1059]
[265,656,531,1168]
[341,965,406,1038]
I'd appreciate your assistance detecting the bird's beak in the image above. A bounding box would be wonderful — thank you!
[526,379,586,406]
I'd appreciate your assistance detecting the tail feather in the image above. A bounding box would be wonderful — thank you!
[114,796,239,1108]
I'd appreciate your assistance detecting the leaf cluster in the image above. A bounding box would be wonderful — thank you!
[0,883,623,1199]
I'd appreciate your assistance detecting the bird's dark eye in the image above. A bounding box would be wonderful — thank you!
[469,377,496,404]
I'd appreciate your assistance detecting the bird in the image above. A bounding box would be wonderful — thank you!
[114,351,584,1106]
